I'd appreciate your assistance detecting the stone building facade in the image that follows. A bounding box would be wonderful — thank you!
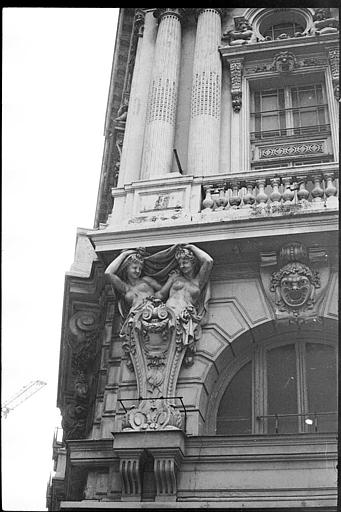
[47,8,339,511]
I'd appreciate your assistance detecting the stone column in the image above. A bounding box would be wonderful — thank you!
[118,11,157,186]
[141,8,185,180]
[187,8,224,177]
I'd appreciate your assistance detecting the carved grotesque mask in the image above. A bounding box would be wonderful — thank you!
[271,262,320,312]
[280,272,311,308]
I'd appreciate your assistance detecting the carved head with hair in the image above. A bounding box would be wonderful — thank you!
[175,246,199,277]
[313,8,331,21]
[120,251,145,282]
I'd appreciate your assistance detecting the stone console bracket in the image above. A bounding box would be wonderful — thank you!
[112,430,185,502]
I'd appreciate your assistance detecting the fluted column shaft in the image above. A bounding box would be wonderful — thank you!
[118,11,157,186]
[187,9,223,176]
[141,9,183,180]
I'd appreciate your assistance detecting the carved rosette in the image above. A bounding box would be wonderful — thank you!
[120,297,197,431]
[260,242,329,324]
[62,310,101,441]
[228,58,244,112]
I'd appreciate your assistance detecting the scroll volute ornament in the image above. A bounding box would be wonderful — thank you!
[260,242,329,323]
[62,309,101,441]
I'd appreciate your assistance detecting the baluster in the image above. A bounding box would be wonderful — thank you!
[223,186,230,210]
[311,174,325,208]
[296,175,310,209]
[202,186,214,211]
[323,172,338,209]
[229,180,241,209]
[282,176,295,211]
[242,180,256,209]
[215,186,227,210]
[255,178,268,214]
[269,177,282,215]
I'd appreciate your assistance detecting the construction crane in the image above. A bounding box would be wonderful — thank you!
[1,380,47,418]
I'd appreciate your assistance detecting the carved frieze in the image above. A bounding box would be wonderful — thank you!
[260,242,330,324]
[259,141,325,160]
[244,55,327,75]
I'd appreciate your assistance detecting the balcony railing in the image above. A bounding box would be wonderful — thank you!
[200,165,339,218]
[251,124,331,141]
[250,104,330,141]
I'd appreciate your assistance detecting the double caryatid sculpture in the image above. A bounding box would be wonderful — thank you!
[105,244,213,431]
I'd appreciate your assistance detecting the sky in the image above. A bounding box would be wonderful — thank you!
[2,8,119,511]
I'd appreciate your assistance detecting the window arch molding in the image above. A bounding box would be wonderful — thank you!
[205,324,337,436]
[243,8,314,41]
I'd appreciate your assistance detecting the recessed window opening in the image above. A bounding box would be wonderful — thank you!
[250,84,329,141]
[216,339,337,435]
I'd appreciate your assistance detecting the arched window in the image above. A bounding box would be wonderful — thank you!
[247,8,313,42]
[262,21,305,40]
[216,338,337,435]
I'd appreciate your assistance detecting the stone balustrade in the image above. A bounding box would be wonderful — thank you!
[200,168,339,218]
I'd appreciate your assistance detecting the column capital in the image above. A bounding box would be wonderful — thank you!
[154,8,188,23]
[194,8,226,20]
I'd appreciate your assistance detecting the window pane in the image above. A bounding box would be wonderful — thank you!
[216,362,252,435]
[262,91,279,111]
[267,345,298,433]
[306,344,337,432]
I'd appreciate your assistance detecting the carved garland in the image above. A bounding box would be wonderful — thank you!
[229,58,244,112]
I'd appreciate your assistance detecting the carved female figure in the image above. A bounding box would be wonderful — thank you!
[224,17,254,46]
[312,8,339,35]
[105,249,161,316]
[156,244,213,318]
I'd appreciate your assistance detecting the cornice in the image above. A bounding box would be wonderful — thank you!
[219,33,339,60]
[88,210,338,253]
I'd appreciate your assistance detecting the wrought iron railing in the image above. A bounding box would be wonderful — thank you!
[256,411,338,434]
[251,124,331,141]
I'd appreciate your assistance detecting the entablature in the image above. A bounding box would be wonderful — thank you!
[219,32,339,62]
